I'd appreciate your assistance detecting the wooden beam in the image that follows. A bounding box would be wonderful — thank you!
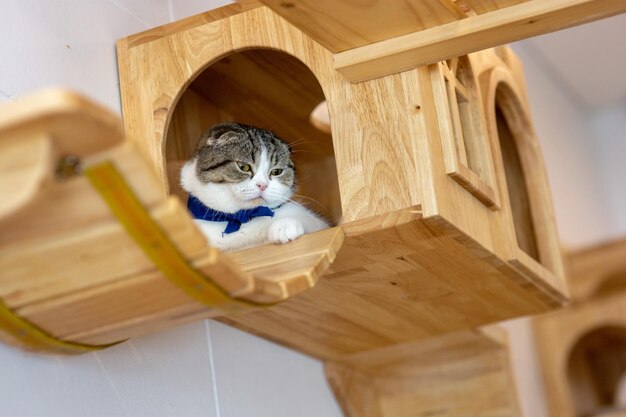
[326,329,522,417]
[334,0,626,82]
[254,0,466,52]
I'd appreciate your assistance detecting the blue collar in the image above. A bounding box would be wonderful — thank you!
[187,195,277,235]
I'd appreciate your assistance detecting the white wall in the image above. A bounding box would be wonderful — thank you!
[0,2,343,417]
[1,2,624,417]
[588,101,626,240]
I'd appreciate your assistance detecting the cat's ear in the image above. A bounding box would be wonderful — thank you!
[203,123,246,146]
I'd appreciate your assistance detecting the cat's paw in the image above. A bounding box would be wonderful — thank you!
[268,218,304,244]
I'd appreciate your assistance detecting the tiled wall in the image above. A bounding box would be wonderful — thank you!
[0,2,624,417]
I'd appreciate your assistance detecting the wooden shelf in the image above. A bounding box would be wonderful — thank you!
[0,90,342,351]
[326,327,522,417]
[0,88,560,355]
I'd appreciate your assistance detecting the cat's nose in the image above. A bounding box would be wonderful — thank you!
[256,182,268,191]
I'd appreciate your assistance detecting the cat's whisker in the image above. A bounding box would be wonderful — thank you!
[292,193,325,207]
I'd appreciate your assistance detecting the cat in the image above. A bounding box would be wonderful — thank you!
[180,122,329,252]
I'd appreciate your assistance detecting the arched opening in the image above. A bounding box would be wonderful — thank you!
[567,326,626,417]
[164,49,342,226]
[494,88,540,262]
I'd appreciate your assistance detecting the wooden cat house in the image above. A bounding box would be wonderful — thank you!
[534,238,626,417]
[116,0,571,349]
[1,1,625,416]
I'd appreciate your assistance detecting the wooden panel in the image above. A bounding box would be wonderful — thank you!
[0,144,164,248]
[496,105,540,261]
[254,0,466,52]
[9,226,343,345]
[165,89,233,200]
[326,329,521,417]
[0,198,210,307]
[476,57,567,298]
[190,50,333,160]
[0,89,123,158]
[223,209,556,360]
[334,0,626,82]
[125,1,264,48]
[0,89,123,222]
[0,90,343,349]
[118,6,425,222]
[462,0,529,14]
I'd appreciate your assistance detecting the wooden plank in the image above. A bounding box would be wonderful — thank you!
[0,89,123,157]
[223,209,556,361]
[462,0,529,14]
[0,89,124,224]
[0,144,164,248]
[0,198,217,307]
[254,0,466,52]
[230,227,345,301]
[11,225,343,344]
[325,329,521,417]
[334,0,626,82]
[189,50,333,161]
[125,1,264,48]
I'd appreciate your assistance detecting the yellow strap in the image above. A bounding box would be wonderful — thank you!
[84,162,258,313]
[0,298,112,354]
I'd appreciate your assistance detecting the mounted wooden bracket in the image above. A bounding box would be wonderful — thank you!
[326,328,521,417]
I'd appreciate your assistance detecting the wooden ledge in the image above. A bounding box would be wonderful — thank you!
[334,0,626,82]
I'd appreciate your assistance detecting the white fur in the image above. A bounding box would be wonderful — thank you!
[180,151,328,252]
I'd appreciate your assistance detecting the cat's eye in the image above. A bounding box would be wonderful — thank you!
[270,168,283,176]
[237,162,252,173]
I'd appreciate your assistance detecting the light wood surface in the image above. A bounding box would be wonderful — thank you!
[0,90,342,349]
[533,238,626,417]
[334,0,626,82]
[430,55,500,208]
[461,0,529,14]
[567,237,626,303]
[254,0,466,52]
[535,292,626,417]
[326,328,521,417]
[117,4,566,361]
[222,208,558,361]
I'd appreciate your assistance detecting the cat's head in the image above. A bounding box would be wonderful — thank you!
[180,123,296,213]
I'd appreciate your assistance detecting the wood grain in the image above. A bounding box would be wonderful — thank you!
[534,292,626,417]
[326,329,521,417]
[567,237,626,303]
[0,90,342,348]
[334,0,626,82]
[253,0,466,52]
[223,209,558,361]
[117,6,566,361]
[462,0,529,14]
